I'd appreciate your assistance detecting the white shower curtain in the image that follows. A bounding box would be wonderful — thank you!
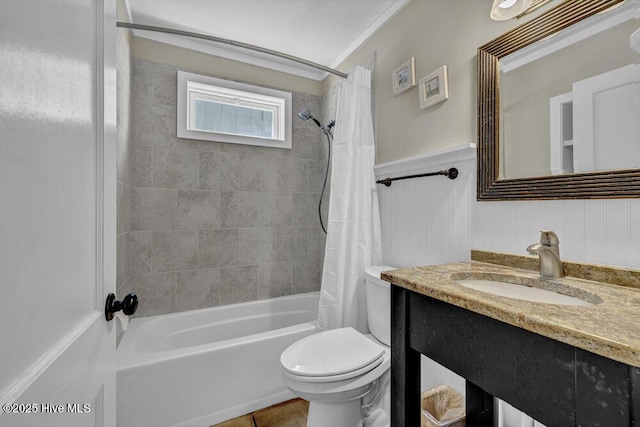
[317,66,383,333]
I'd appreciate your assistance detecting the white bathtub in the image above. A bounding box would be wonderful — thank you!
[116,292,319,427]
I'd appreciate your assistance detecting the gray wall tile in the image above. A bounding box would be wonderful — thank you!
[258,262,292,299]
[219,141,289,158]
[290,125,321,160]
[125,59,330,317]
[172,138,222,152]
[238,154,278,191]
[199,229,238,268]
[199,151,239,191]
[129,272,176,317]
[307,226,326,264]
[176,268,221,311]
[117,181,130,235]
[220,265,258,305]
[277,158,308,192]
[131,60,153,105]
[130,74,152,107]
[117,124,130,184]
[176,190,220,230]
[220,192,293,228]
[151,65,177,107]
[116,234,127,289]
[153,147,199,189]
[132,57,159,76]
[293,192,318,226]
[152,230,199,272]
[276,227,308,261]
[273,193,293,227]
[238,228,275,265]
[220,191,270,228]
[128,231,152,275]
[131,144,152,188]
[292,260,322,293]
[308,157,330,193]
[292,91,321,126]
[131,102,177,147]
[130,188,176,230]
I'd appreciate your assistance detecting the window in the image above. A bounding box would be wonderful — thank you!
[177,71,292,148]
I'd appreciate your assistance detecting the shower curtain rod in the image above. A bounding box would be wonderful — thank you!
[116,22,349,79]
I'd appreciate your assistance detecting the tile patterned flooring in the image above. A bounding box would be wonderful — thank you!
[212,398,309,427]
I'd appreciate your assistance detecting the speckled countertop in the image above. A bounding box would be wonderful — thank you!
[381,261,640,367]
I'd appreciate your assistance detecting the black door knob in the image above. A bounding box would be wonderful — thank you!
[105,293,138,321]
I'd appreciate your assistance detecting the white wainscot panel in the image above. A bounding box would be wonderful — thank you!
[375,144,476,269]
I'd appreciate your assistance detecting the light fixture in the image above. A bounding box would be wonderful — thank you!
[490,0,534,20]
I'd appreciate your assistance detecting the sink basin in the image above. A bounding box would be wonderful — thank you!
[451,273,599,306]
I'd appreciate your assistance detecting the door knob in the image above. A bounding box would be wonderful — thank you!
[105,293,138,321]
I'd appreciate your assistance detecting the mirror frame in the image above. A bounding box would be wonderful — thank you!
[477,0,640,200]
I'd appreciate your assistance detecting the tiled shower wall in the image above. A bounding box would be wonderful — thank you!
[120,57,327,317]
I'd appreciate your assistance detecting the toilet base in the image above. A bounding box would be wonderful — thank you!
[307,399,363,427]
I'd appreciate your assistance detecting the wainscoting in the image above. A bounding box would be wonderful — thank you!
[375,144,476,269]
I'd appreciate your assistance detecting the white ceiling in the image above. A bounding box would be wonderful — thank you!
[125,0,411,80]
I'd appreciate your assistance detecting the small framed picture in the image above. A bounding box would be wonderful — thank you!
[419,65,449,109]
[391,57,416,95]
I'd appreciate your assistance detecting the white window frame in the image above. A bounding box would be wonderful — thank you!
[177,71,292,149]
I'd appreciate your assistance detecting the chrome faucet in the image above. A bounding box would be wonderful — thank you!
[526,230,564,279]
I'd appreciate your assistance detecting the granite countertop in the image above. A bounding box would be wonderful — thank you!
[381,261,640,367]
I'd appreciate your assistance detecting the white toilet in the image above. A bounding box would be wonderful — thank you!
[280,265,396,427]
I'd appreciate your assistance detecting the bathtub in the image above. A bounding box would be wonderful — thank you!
[116,292,319,427]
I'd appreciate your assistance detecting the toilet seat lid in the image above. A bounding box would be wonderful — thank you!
[281,327,385,377]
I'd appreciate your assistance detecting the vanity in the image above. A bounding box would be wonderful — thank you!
[382,0,640,423]
[384,258,640,426]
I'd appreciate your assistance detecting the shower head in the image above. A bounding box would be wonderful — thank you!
[298,106,336,137]
[297,107,322,129]
[297,107,313,122]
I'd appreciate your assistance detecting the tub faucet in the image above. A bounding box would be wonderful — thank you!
[526,230,564,279]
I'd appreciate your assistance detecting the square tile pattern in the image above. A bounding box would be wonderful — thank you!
[116,57,330,317]
[212,398,309,427]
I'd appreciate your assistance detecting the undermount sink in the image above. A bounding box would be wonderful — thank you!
[451,273,600,306]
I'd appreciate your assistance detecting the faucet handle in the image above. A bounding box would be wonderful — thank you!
[539,230,559,246]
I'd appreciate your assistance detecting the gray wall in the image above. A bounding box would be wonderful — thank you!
[118,57,327,317]
[323,0,523,164]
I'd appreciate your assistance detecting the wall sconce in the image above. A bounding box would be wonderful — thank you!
[490,0,554,20]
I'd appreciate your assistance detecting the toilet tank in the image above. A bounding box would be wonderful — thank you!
[364,265,396,346]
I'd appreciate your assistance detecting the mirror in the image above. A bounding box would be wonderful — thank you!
[477,0,640,200]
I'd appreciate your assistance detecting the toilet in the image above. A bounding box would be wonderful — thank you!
[280,265,396,427]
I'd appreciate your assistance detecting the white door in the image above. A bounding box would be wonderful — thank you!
[573,63,640,173]
[0,0,117,426]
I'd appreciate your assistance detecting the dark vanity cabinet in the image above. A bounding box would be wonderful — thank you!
[390,285,640,426]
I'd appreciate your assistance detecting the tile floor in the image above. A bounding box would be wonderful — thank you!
[212,398,309,427]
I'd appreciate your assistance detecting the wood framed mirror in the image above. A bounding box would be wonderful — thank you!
[477,0,640,200]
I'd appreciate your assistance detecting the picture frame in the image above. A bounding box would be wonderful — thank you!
[391,57,416,95]
[419,65,449,109]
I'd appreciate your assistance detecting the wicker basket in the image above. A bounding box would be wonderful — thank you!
[420,385,466,427]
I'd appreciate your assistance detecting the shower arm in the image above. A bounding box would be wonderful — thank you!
[116,22,349,80]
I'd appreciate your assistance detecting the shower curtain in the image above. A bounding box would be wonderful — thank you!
[317,66,383,333]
